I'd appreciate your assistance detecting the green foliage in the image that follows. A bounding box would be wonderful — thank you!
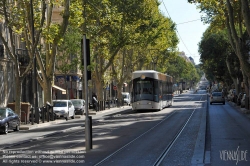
[56,25,82,74]
[198,28,233,82]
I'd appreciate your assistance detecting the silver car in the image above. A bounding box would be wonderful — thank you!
[210,92,225,105]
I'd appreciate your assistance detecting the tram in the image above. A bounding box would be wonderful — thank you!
[131,70,173,111]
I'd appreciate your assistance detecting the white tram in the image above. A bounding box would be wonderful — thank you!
[131,70,173,111]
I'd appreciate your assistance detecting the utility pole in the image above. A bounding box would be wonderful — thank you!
[82,0,91,151]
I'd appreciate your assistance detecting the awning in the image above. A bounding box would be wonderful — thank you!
[52,85,66,93]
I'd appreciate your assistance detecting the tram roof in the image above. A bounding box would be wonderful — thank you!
[132,70,172,81]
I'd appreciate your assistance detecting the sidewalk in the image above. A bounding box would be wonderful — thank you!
[20,105,131,130]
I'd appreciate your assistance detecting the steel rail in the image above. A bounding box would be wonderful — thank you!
[94,95,198,166]
[153,94,206,166]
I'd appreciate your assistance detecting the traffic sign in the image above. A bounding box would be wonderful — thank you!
[113,86,117,90]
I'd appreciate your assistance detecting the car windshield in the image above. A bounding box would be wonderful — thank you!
[122,94,128,99]
[53,101,67,107]
[71,100,82,106]
[0,109,6,117]
[212,92,222,96]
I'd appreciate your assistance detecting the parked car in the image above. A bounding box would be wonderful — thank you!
[52,100,75,120]
[122,92,131,106]
[210,92,225,105]
[237,92,245,106]
[0,107,20,134]
[241,94,246,108]
[70,99,85,115]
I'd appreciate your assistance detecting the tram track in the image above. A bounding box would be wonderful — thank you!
[0,93,207,166]
[93,94,206,166]
[153,94,206,166]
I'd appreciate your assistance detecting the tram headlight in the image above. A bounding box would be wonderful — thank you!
[148,102,151,105]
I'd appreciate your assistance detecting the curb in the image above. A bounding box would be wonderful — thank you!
[191,94,207,165]
[1,107,132,150]
[20,119,67,130]
[19,106,132,131]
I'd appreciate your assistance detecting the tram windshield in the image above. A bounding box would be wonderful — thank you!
[132,78,159,102]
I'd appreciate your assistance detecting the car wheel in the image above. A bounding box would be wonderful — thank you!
[210,102,212,105]
[65,113,69,121]
[71,112,75,119]
[223,102,225,105]
[14,122,20,131]
[4,123,8,134]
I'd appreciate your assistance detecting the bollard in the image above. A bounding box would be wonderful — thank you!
[99,101,101,111]
[42,106,45,123]
[101,101,103,111]
[103,101,106,110]
[30,107,34,125]
[51,106,54,121]
[89,116,93,149]
[46,105,50,122]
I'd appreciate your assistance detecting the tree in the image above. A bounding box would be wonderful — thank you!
[198,27,241,92]
[86,0,173,100]
[0,0,46,118]
[188,0,250,97]
[56,25,82,99]
[36,0,71,104]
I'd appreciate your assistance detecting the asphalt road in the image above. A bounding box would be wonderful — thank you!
[208,97,250,166]
[0,90,208,166]
[1,88,249,166]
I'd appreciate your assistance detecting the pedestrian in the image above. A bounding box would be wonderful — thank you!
[92,93,98,111]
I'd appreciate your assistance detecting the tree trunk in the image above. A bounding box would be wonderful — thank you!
[96,80,102,101]
[241,0,250,36]
[43,79,53,104]
[226,0,250,78]
[15,74,22,119]
[243,73,249,96]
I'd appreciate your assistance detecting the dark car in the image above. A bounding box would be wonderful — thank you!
[70,99,85,115]
[0,107,20,134]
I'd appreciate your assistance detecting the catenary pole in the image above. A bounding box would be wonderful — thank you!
[83,35,91,151]
[83,0,91,151]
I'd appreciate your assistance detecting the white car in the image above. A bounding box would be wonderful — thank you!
[122,92,131,106]
[52,100,75,120]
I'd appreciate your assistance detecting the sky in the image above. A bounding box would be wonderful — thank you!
[159,1,209,65]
